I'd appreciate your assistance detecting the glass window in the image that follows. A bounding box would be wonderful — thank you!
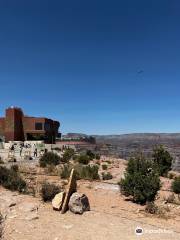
[35,122,43,130]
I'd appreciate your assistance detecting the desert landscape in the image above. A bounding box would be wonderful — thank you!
[1,155,180,240]
[1,1,180,239]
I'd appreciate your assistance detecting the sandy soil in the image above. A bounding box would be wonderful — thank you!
[1,158,180,240]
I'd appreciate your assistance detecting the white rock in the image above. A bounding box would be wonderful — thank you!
[52,192,65,211]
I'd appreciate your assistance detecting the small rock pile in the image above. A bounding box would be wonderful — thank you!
[52,169,90,214]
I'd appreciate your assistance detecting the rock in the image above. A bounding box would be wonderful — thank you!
[52,192,65,211]
[68,192,90,214]
[61,169,77,214]
[24,213,39,221]
[18,202,39,213]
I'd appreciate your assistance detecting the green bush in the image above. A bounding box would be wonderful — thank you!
[152,145,173,176]
[95,154,100,160]
[39,152,60,167]
[119,155,160,204]
[102,164,108,170]
[41,182,61,202]
[52,147,61,152]
[60,163,99,180]
[77,154,90,165]
[75,164,99,180]
[62,148,75,163]
[60,164,72,179]
[172,177,180,194]
[86,150,95,160]
[0,166,26,193]
[102,172,113,180]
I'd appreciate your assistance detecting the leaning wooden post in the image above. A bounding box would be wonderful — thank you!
[61,168,77,214]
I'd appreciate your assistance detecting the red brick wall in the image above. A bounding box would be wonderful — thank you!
[23,117,45,132]
[0,118,5,136]
[5,108,24,141]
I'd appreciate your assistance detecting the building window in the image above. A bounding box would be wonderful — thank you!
[35,122,43,130]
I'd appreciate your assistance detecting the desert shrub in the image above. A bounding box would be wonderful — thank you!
[164,193,176,204]
[86,150,95,160]
[152,145,173,176]
[95,160,100,165]
[102,172,113,180]
[41,182,61,202]
[52,147,61,152]
[77,154,90,165]
[39,152,60,167]
[0,166,26,193]
[75,164,99,180]
[60,164,72,179]
[172,177,180,194]
[45,164,58,176]
[95,154,100,160]
[62,148,75,163]
[102,164,108,170]
[119,155,160,204]
[60,163,100,180]
[145,202,158,214]
[105,160,111,164]
[145,202,170,218]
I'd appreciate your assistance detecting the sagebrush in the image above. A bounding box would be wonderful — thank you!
[0,166,26,193]
[120,155,160,204]
[41,182,61,202]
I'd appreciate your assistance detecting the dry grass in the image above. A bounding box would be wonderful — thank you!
[145,202,170,219]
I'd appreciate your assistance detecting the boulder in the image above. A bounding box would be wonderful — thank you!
[68,192,90,214]
[52,192,65,211]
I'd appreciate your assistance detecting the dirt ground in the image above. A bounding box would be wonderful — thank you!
[1,158,180,240]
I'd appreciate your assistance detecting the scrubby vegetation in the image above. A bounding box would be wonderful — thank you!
[60,163,100,180]
[60,164,73,179]
[75,164,100,180]
[0,166,26,193]
[77,154,91,165]
[164,193,176,204]
[152,145,173,176]
[39,152,60,167]
[41,182,61,202]
[119,155,160,204]
[52,147,61,152]
[145,202,170,218]
[102,164,108,170]
[172,177,180,194]
[145,202,158,214]
[102,172,113,180]
[62,148,75,163]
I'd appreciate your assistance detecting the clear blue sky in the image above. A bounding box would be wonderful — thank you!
[0,0,180,134]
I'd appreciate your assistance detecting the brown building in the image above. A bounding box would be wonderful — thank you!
[0,107,60,143]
